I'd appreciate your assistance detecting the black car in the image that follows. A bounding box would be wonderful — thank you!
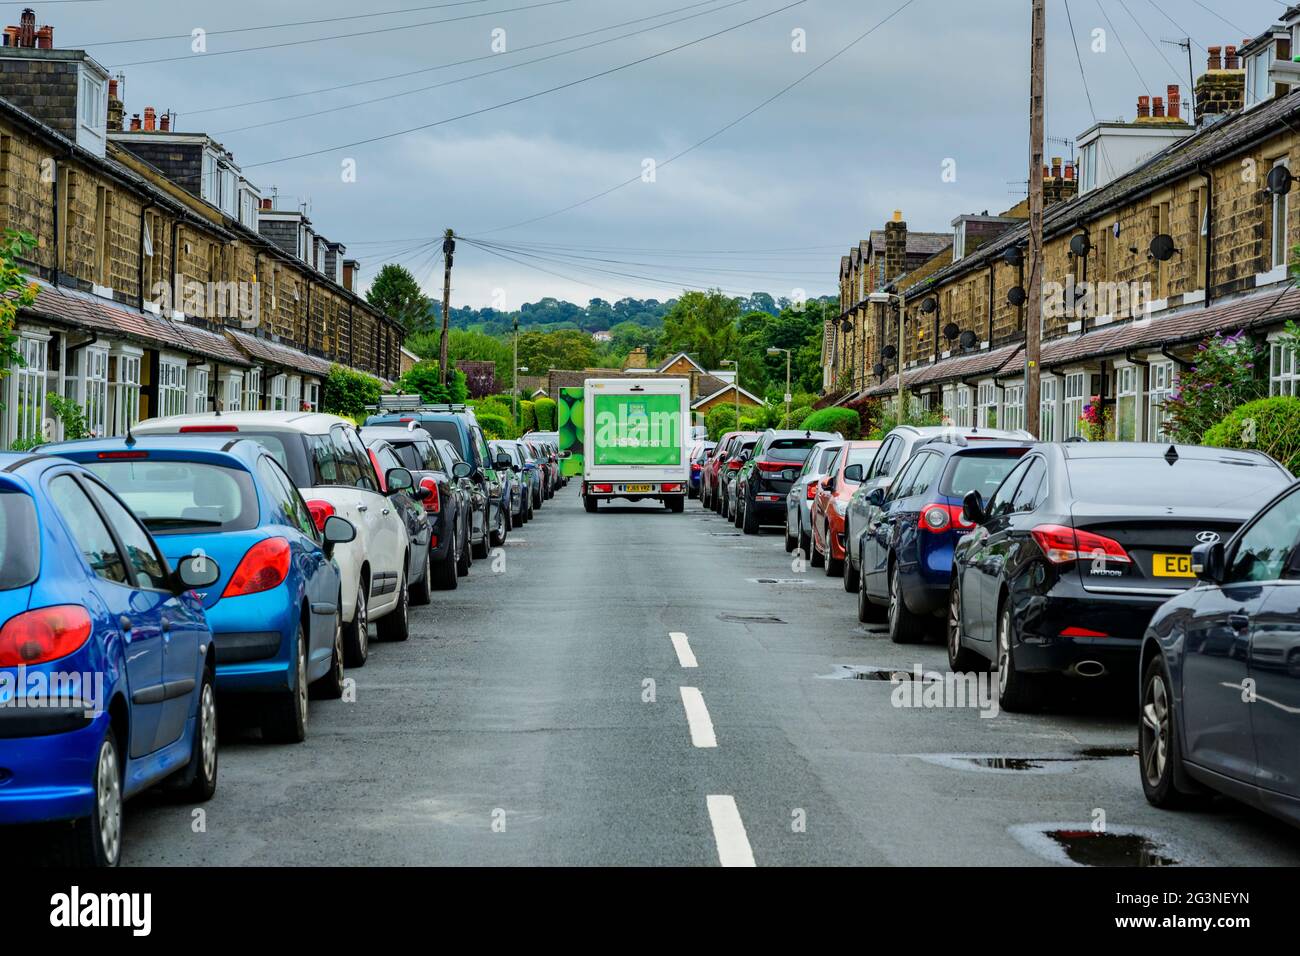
[433,438,477,578]
[736,429,842,534]
[362,425,473,590]
[948,442,1294,712]
[363,439,436,608]
[1138,479,1300,826]
[854,439,1032,642]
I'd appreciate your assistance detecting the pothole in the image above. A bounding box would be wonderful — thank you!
[704,532,742,537]
[915,749,1140,774]
[718,613,786,624]
[746,577,812,585]
[818,665,941,682]
[1010,824,1190,867]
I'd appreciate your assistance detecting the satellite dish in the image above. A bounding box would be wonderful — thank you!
[1001,246,1024,268]
[841,318,854,332]
[873,362,885,377]
[1149,234,1178,262]
[920,296,938,314]
[1007,287,1026,307]
[1267,164,1293,196]
[958,330,978,350]
[882,345,897,360]
[1069,233,1091,257]
[942,322,960,341]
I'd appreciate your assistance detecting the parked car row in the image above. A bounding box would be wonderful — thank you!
[699,421,1300,829]
[0,402,565,866]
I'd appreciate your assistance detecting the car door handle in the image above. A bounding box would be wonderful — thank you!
[357,504,368,513]
[119,615,132,635]
[1228,613,1250,631]
[382,508,391,516]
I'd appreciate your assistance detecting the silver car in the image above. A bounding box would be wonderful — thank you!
[842,424,1035,584]
[785,440,843,555]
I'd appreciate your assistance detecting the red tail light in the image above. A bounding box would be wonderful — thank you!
[419,477,441,514]
[1030,524,1132,565]
[919,504,974,534]
[756,461,787,473]
[661,483,683,493]
[223,537,291,597]
[0,605,92,666]
[179,425,238,433]
[728,460,742,470]
[1061,626,1110,638]
[96,451,148,459]
[306,499,335,533]
[591,483,613,494]
[691,463,702,473]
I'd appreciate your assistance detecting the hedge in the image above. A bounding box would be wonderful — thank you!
[477,412,517,441]
[705,404,737,441]
[803,407,860,438]
[1201,396,1300,474]
[534,397,558,431]
[781,405,813,429]
[322,365,382,420]
[519,399,537,432]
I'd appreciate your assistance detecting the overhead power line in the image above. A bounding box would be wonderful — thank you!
[242,0,809,169]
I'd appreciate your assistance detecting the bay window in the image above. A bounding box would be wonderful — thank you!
[158,354,187,418]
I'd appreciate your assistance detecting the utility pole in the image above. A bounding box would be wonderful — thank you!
[1025,0,1045,438]
[439,228,455,387]
[512,316,519,425]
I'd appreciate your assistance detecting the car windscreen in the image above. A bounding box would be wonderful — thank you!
[86,460,259,534]
[0,489,38,589]
[418,420,467,458]
[202,431,311,488]
[940,450,1029,499]
[1065,457,1289,509]
[765,439,821,463]
[846,446,877,468]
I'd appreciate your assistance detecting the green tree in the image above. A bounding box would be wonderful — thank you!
[659,290,740,371]
[367,263,431,332]
[397,361,468,404]
[0,231,38,380]
[322,364,383,420]
[516,329,600,373]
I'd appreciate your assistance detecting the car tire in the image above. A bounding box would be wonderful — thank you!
[784,515,797,553]
[311,600,347,699]
[434,540,459,589]
[63,729,123,866]
[810,520,826,568]
[410,548,433,606]
[377,570,410,642]
[857,554,886,623]
[472,507,490,558]
[798,523,811,559]
[668,497,685,514]
[886,564,923,644]
[824,533,843,577]
[741,493,759,533]
[343,581,369,668]
[996,602,1044,713]
[584,495,598,513]
[946,579,985,671]
[491,504,509,547]
[1140,654,1204,809]
[456,520,472,577]
[172,669,219,801]
[843,554,860,592]
[264,625,309,743]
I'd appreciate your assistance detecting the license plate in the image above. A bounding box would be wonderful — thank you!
[1152,553,1194,578]
[626,483,654,493]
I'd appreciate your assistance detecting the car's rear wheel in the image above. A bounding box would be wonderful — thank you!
[584,495,598,513]
[264,626,309,743]
[377,570,410,642]
[887,564,923,644]
[472,507,490,558]
[1140,654,1202,808]
[491,504,510,547]
[810,520,826,568]
[65,730,123,866]
[434,539,459,590]
[311,601,347,699]
[410,548,432,606]
[857,553,886,623]
[946,579,985,671]
[456,518,472,576]
[996,604,1043,713]
[843,526,859,592]
[741,493,759,533]
[172,671,219,800]
[668,497,685,514]
[824,530,843,577]
[343,582,369,668]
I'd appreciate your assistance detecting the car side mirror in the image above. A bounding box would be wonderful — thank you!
[865,487,886,508]
[452,461,473,480]
[1191,541,1225,584]
[821,476,834,491]
[962,489,986,526]
[412,486,431,501]
[843,464,864,483]
[385,467,414,492]
[175,554,221,592]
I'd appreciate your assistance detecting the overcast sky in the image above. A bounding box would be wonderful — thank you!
[58,0,1288,308]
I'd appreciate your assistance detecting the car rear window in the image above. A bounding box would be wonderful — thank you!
[389,442,425,471]
[766,439,821,463]
[213,431,311,487]
[1065,457,1289,508]
[0,489,38,590]
[941,450,1030,499]
[86,461,258,534]
[416,420,467,458]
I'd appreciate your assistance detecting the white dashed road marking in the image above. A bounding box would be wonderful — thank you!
[670,631,698,668]
[680,687,717,748]
[706,795,756,867]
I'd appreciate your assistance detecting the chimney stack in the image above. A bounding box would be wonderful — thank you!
[883,212,907,284]
[1167,85,1181,120]
[143,106,155,131]
[1195,41,1247,124]
[129,113,141,131]
[34,24,51,49]
[343,259,359,293]
[18,8,34,47]
[1063,161,1075,181]
[260,197,273,210]
[106,78,124,131]
[1137,95,1150,118]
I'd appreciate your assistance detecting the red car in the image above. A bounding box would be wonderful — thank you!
[702,431,748,511]
[811,440,881,575]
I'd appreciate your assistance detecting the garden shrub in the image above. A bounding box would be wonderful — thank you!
[803,407,860,438]
[1201,396,1300,474]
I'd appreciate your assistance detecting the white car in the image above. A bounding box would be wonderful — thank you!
[132,411,418,666]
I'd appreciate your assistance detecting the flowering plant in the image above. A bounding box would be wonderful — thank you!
[1079,395,1108,442]
[1161,330,1263,443]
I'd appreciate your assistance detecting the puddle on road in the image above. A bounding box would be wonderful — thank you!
[1077,746,1138,758]
[1010,823,1192,867]
[818,664,941,683]
[718,613,786,625]
[747,577,813,585]
[915,749,1139,775]
[703,532,743,537]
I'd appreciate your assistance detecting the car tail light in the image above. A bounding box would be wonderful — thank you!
[728,459,742,470]
[1061,626,1110,638]
[96,451,148,459]
[179,425,238,432]
[807,484,818,500]
[1030,524,1132,565]
[591,483,613,494]
[306,499,335,533]
[0,605,92,666]
[918,503,974,533]
[419,477,441,514]
[662,483,682,493]
[756,461,786,473]
[223,537,291,598]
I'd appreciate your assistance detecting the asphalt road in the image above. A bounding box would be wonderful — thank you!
[122,489,1300,866]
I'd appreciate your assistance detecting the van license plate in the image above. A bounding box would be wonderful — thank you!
[626,484,653,493]
[1152,553,1193,578]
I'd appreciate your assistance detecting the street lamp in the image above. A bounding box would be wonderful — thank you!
[868,290,907,422]
[767,347,791,424]
[720,357,740,426]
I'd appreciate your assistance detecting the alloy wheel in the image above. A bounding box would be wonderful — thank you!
[199,681,217,783]
[296,636,309,728]
[948,584,961,659]
[888,570,900,633]
[1142,673,1170,789]
[96,739,122,864]
[998,609,1012,696]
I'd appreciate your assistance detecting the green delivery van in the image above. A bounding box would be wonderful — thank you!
[581,378,691,513]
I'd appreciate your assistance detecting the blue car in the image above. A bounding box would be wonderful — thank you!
[854,439,1033,643]
[1139,479,1300,826]
[42,437,356,745]
[0,453,222,866]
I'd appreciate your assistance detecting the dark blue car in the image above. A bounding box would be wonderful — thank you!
[854,439,1032,643]
[1139,479,1300,827]
[42,437,356,746]
[0,453,222,865]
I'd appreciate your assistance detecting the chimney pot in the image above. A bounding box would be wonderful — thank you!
[1137,94,1150,118]
[260,197,273,210]
[1167,84,1181,120]
[1152,96,1165,117]
[129,113,141,131]
[1224,45,1239,69]
[1207,45,1222,70]
[18,8,34,48]
[1064,161,1075,181]
[143,106,156,131]
[108,79,118,98]
[892,209,903,223]
[34,24,52,49]
[1050,157,1062,177]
